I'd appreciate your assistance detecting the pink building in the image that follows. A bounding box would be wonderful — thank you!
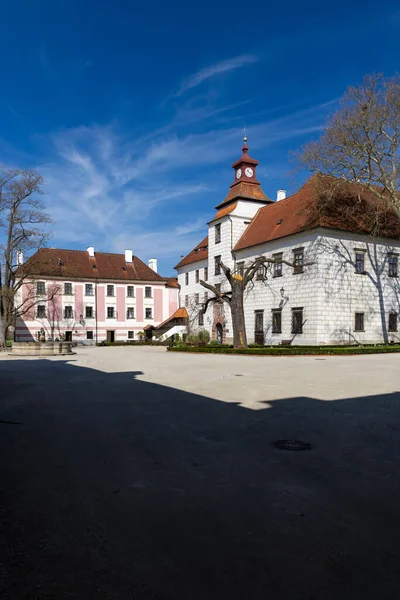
[16,247,179,344]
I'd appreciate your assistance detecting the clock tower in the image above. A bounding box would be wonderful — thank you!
[232,136,260,185]
[215,137,272,209]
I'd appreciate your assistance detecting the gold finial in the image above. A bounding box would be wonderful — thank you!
[243,125,247,144]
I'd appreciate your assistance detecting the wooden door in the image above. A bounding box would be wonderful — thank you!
[254,311,264,345]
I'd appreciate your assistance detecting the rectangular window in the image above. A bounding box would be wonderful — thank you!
[256,264,265,281]
[145,307,152,319]
[195,293,199,304]
[36,281,45,295]
[204,291,208,302]
[185,272,189,286]
[86,331,93,340]
[215,223,221,244]
[64,306,73,319]
[127,307,135,319]
[185,295,189,307]
[293,249,304,274]
[198,311,204,326]
[388,254,398,277]
[128,331,134,339]
[354,312,364,332]
[145,286,152,298]
[64,282,73,295]
[204,267,208,281]
[195,269,199,283]
[107,285,114,297]
[388,312,398,332]
[127,285,134,297]
[215,283,221,293]
[85,306,93,318]
[291,308,304,334]
[273,253,283,277]
[215,255,221,276]
[272,309,282,334]
[107,306,115,319]
[355,251,365,274]
[37,305,46,318]
[237,262,244,277]
[85,283,94,296]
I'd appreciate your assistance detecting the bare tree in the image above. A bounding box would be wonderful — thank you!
[296,73,400,343]
[200,256,308,348]
[298,73,400,231]
[0,167,52,347]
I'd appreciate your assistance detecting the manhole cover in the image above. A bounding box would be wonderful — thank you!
[272,440,312,451]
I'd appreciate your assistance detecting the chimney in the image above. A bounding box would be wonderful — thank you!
[87,246,95,257]
[125,249,133,263]
[276,189,286,201]
[148,258,158,273]
[17,250,23,266]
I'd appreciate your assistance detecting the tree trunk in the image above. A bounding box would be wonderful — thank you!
[230,278,247,348]
[0,313,7,349]
[376,276,389,344]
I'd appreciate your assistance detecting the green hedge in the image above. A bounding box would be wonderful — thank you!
[167,344,400,356]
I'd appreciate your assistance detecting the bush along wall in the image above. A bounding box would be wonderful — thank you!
[167,344,400,356]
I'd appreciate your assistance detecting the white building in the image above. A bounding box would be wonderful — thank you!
[175,140,400,345]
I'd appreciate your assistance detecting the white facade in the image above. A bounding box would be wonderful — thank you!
[176,194,400,346]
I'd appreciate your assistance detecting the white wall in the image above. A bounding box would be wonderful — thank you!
[235,229,400,345]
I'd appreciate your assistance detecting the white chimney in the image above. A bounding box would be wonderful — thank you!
[17,250,23,266]
[125,249,133,263]
[87,246,95,257]
[277,189,286,201]
[148,258,158,273]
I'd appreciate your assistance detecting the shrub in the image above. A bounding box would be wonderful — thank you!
[167,344,400,356]
[198,329,210,343]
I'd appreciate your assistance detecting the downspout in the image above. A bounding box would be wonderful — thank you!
[95,278,98,344]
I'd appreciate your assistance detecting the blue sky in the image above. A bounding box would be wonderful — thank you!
[1,1,400,275]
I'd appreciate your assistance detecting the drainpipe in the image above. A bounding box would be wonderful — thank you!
[95,278,98,344]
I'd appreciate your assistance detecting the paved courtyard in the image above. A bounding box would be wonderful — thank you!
[1,346,400,599]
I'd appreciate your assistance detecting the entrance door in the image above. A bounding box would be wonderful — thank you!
[107,330,115,343]
[216,323,223,344]
[65,331,72,342]
[254,310,264,345]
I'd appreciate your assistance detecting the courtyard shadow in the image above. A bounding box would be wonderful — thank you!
[1,359,400,600]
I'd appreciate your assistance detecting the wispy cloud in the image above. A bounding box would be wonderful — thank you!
[15,89,335,273]
[175,54,259,96]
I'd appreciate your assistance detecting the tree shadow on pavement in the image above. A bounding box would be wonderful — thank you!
[1,358,400,600]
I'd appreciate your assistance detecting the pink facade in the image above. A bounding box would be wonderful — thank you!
[16,279,179,343]
[169,288,178,316]
[154,288,163,323]
[74,284,83,320]
[116,287,125,322]
[136,288,143,322]
[22,283,35,321]
[96,286,105,322]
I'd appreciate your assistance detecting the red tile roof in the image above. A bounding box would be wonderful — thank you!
[21,248,168,282]
[155,307,188,330]
[174,236,208,269]
[208,202,238,223]
[165,277,179,288]
[216,181,271,209]
[234,174,400,251]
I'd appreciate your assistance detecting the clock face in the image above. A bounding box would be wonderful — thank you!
[236,168,242,179]
[245,167,254,177]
